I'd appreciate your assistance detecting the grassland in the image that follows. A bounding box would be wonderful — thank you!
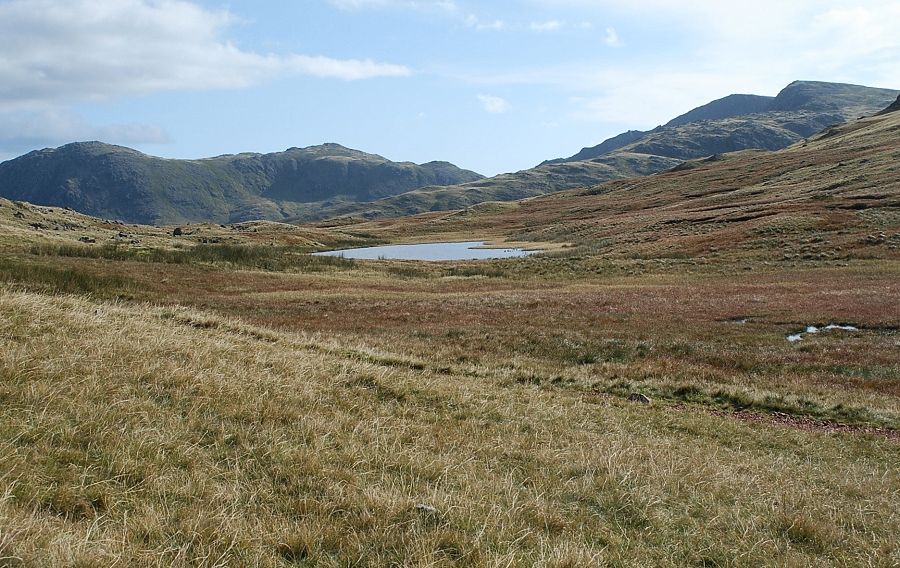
[0,111,898,566]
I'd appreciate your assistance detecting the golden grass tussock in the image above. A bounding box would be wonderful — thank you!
[0,289,898,566]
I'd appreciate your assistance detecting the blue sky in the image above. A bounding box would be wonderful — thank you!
[0,1,898,176]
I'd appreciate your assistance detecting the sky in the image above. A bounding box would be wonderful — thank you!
[0,1,898,176]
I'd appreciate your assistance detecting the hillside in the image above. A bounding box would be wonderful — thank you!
[289,152,681,222]
[0,142,482,225]
[295,81,898,223]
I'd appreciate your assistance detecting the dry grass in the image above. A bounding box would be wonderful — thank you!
[0,290,898,567]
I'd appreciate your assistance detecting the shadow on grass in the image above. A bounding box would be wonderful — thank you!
[30,243,356,272]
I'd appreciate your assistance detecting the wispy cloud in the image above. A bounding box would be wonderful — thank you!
[329,0,459,13]
[477,94,511,114]
[330,0,583,34]
[0,0,412,157]
[530,20,563,32]
[452,0,900,128]
[0,108,171,155]
[465,14,506,31]
[603,27,623,47]
[0,0,411,111]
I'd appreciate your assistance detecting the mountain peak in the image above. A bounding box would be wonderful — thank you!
[46,141,143,156]
[769,80,898,113]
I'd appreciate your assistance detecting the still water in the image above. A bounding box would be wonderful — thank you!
[313,241,536,261]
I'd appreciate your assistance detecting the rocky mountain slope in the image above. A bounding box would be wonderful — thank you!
[0,142,482,225]
[550,80,898,164]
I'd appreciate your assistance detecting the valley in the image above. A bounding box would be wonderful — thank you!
[0,93,897,566]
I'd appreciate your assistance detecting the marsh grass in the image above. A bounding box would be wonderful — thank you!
[0,256,135,296]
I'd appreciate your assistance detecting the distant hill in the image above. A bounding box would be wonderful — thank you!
[288,152,682,222]
[0,142,482,225]
[291,81,898,222]
[549,81,898,164]
[663,94,774,128]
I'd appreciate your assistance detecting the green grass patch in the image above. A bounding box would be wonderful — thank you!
[0,256,136,297]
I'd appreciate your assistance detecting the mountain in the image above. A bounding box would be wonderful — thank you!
[542,94,775,166]
[550,81,898,164]
[0,142,482,225]
[288,81,898,222]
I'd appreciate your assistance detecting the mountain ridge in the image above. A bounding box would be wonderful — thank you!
[549,81,898,165]
[0,142,483,225]
[334,97,900,264]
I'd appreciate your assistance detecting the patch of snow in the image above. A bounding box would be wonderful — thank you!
[787,323,859,342]
[824,324,858,331]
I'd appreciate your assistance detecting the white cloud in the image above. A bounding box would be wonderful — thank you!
[530,20,563,32]
[0,0,411,110]
[0,108,170,154]
[464,14,506,31]
[456,0,900,127]
[477,94,511,114]
[0,0,412,157]
[603,27,623,47]
[329,0,459,12]
[458,61,791,127]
